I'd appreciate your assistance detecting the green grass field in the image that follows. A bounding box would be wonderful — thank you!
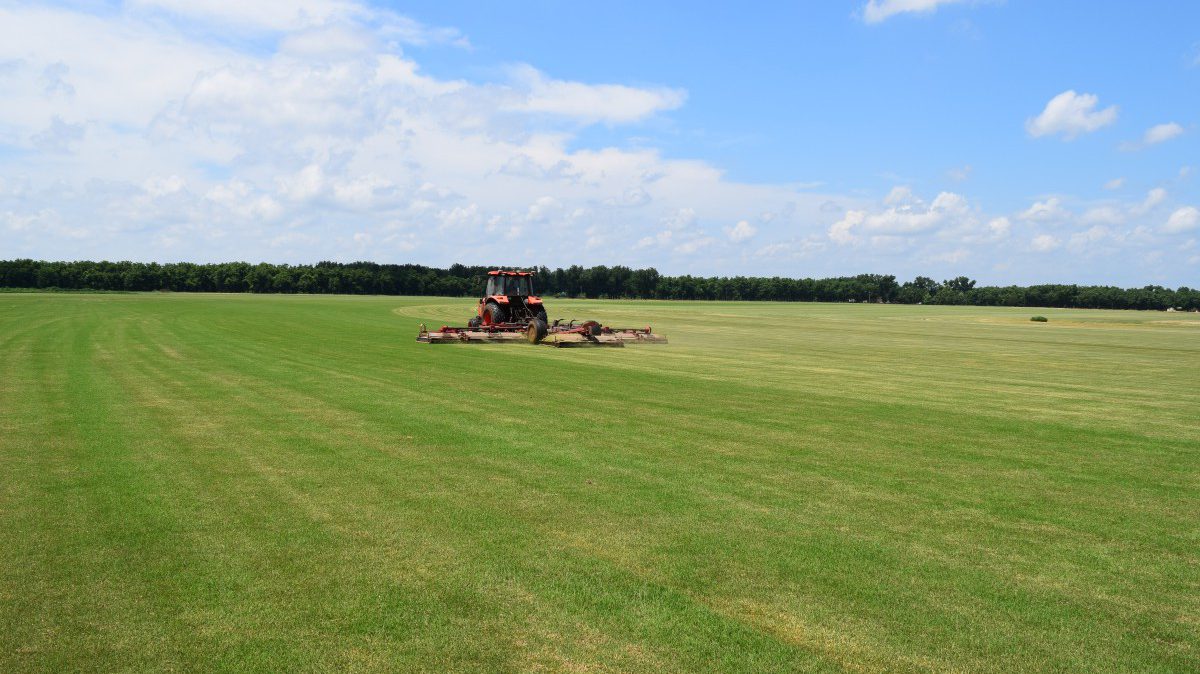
[2,293,1198,672]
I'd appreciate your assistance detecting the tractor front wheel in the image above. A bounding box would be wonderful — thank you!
[527,318,548,344]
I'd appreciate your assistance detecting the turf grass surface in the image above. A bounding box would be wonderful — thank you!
[1,293,1198,671]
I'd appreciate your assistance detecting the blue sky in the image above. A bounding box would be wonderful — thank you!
[1,1,1198,285]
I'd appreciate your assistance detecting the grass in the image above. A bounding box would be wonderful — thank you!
[1,293,1198,672]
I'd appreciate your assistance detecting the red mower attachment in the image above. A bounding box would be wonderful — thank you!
[417,322,528,344]
[538,320,668,347]
[417,319,667,347]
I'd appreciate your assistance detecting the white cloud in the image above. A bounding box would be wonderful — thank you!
[1143,122,1184,145]
[929,248,969,264]
[1031,234,1060,252]
[829,211,864,245]
[828,190,973,245]
[206,180,283,221]
[663,208,697,230]
[130,0,466,46]
[279,164,325,202]
[884,185,916,205]
[0,1,779,265]
[1134,187,1166,215]
[635,208,714,252]
[729,220,757,243]
[1026,90,1118,140]
[1019,197,1068,222]
[143,175,185,197]
[1164,207,1200,234]
[1068,225,1112,251]
[133,0,356,31]
[947,164,973,182]
[1103,177,1125,191]
[986,217,1010,238]
[1121,122,1185,151]
[1032,188,1165,231]
[506,65,685,124]
[862,0,966,23]
[674,236,716,255]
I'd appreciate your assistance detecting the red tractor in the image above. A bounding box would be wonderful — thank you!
[417,269,666,346]
[467,270,548,337]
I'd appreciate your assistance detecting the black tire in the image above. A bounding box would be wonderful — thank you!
[526,318,548,344]
[484,302,507,325]
[534,307,548,324]
[467,316,481,328]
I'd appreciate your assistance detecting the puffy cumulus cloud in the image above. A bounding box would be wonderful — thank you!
[1026,90,1118,140]
[1074,188,1167,228]
[1030,234,1060,252]
[143,175,186,197]
[983,217,1010,240]
[816,185,1197,283]
[634,208,718,256]
[1066,225,1119,254]
[505,65,685,125]
[1164,206,1199,234]
[129,0,362,32]
[1143,122,1184,145]
[130,0,467,45]
[0,1,851,269]
[728,220,757,243]
[1136,188,1167,214]
[862,0,966,23]
[1019,197,1069,222]
[829,189,974,246]
[1121,122,1185,151]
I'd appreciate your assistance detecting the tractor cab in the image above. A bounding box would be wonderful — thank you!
[471,270,547,328]
[484,273,533,297]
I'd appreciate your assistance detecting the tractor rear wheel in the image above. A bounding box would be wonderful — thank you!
[483,302,507,325]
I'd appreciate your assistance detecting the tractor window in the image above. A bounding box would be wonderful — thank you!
[487,274,532,295]
[506,276,532,296]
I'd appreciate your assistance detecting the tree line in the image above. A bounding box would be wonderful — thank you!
[1,259,1197,311]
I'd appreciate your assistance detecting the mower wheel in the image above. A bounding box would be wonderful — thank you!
[526,318,548,344]
[484,302,507,325]
[467,316,481,328]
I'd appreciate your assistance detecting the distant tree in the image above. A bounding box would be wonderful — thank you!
[0,258,1189,311]
[943,276,976,293]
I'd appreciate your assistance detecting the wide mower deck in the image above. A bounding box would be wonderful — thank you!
[417,320,666,347]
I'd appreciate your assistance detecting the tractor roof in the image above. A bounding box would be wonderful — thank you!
[487,270,533,276]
